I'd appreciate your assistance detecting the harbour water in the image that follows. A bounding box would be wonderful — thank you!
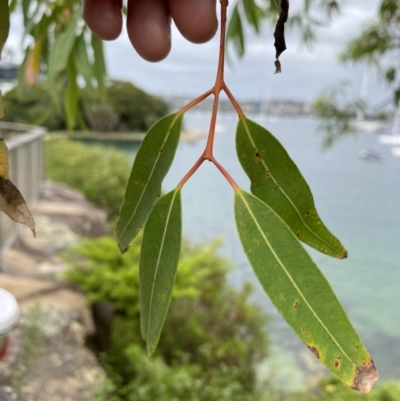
[112,111,400,384]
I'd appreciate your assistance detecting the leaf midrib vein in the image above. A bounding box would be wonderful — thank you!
[119,114,181,240]
[241,118,339,255]
[238,192,354,367]
[146,190,179,344]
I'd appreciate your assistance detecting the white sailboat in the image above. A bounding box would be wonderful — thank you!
[378,105,400,156]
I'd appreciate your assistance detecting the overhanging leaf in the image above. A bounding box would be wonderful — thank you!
[73,33,94,88]
[140,189,182,356]
[236,116,347,259]
[116,113,183,252]
[0,91,4,119]
[243,0,261,33]
[91,34,106,93]
[0,139,35,237]
[227,4,245,57]
[47,11,79,80]
[0,0,10,60]
[234,189,377,392]
[65,59,78,131]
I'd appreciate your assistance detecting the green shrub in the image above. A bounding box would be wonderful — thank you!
[44,139,130,220]
[105,80,169,132]
[64,236,270,401]
[83,103,119,132]
[2,83,64,130]
[2,80,168,132]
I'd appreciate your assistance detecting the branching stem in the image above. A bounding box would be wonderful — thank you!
[179,89,213,114]
[176,0,242,191]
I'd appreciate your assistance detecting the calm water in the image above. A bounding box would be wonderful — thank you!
[110,112,400,384]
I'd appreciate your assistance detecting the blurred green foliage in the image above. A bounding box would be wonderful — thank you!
[64,236,270,401]
[2,80,168,132]
[2,82,64,130]
[311,84,357,148]
[44,139,130,220]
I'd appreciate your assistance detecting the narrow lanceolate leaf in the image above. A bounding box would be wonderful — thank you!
[234,189,377,393]
[0,139,35,237]
[47,11,79,79]
[0,91,4,119]
[0,0,10,60]
[116,113,183,252]
[140,189,182,356]
[236,116,347,259]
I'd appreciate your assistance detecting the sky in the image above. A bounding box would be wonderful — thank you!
[103,0,391,105]
[5,0,393,105]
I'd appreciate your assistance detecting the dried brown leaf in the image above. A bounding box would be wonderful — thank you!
[0,139,36,236]
[273,0,289,73]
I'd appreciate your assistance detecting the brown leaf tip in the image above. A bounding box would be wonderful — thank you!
[274,60,282,74]
[351,360,378,393]
[118,243,130,254]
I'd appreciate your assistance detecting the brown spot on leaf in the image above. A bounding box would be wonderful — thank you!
[307,345,320,360]
[335,360,340,368]
[296,232,300,238]
[255,152,261,158]
[306,211,311,216]
[351,359,378,393]
[301,326,306,334]
[254,241,259,247]
[136,181,143,187]
[279,294,283,300]
[292,301,300,311]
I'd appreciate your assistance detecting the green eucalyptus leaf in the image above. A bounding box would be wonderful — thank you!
[243,0,261,33]
[234,189,378,392]
[0,0,9,119]
[236,116,347,259]
[116,113,183,252]
[227,4,245,57]
[73,33,93,87]
[91,34,106,93]
[65,59,78,131]
[47,11,79,79]
[0,0,10,60]
[140,189,182,356]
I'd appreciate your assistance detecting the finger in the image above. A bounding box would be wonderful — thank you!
[168,0,218,44]
[127,0,171,62]
[83,0,123,41]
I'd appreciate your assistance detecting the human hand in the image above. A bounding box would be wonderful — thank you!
[83,0,218,62]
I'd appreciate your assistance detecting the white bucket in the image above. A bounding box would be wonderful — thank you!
[0,288,20,359]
